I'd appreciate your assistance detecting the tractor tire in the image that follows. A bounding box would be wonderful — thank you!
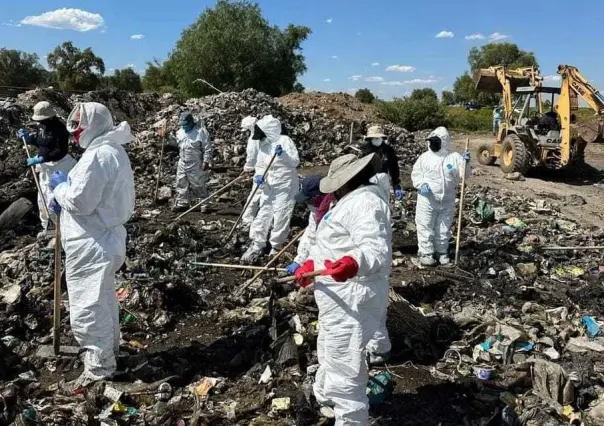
[500,134,530,175]
[476,144,496,166]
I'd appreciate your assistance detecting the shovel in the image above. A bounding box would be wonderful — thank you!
[154,122,167,203]
[21,136,51,220]
[36,215,81,358]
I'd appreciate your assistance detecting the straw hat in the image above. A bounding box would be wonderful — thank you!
[364,125,386,140]
[320,153,380,194]
[32,101,56,121]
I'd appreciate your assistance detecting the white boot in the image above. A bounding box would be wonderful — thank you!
[438,253,451,265]
[241,244,263,264]
[419,255,436,267]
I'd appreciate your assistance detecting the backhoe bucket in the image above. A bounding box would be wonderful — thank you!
[473,69,532,93]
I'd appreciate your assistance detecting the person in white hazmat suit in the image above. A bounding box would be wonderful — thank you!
[288,168,392,366]
[170,111,213,213]
[240,116,262,231]
[294,153,392,425]
[49,102,135,386]
[241,115,299,263]
[16,101,77,239]
[411,126,471,266]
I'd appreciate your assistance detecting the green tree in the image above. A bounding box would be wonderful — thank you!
[47,42,105,91]
[167,0,311,97]
[0,49,46,89]
[453,72,477,104]
[376,97,445,132]
[108,67,143,92]
[441,90,455,106]
[355,88,375,103]
[468,42,538,71]
[409,88,438,102]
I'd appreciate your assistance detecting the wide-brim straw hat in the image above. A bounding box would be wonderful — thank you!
[320,153,380,194]
[32,101,56,121]
[364,125,386,140]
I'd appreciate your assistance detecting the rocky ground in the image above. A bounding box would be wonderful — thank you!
[1,89,604,425]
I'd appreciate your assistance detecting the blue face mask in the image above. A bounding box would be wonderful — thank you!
[181,121,194,132]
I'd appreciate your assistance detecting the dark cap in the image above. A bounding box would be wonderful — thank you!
[295,175,323,204]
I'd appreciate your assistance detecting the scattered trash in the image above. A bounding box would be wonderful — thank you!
[367,371,394,405]
[271,397,291,411]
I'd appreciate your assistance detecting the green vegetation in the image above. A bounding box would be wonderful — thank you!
[376,88,445,132]
[355,88,375,104]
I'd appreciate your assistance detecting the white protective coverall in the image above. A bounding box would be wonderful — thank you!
[307,184,392,425]
[411,127,470,257]
[54,102,135,380]
[241,117,261,228]
[249,116,299,250]
[38,155,77,231]
[173,122,212,207]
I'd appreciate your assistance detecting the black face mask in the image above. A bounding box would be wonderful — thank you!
[252,125,266,141]
[428,137,442,152]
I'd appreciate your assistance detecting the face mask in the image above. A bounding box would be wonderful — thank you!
[181,122,194,133]
[73,126,84,144]
[428,137,442,153]
[252,125,266,141]
[371,138,383,147]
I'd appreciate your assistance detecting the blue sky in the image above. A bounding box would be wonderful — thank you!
[2,0,604,99]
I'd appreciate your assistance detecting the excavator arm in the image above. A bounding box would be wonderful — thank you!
[557,65,604,164]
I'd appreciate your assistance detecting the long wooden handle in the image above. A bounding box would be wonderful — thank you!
[225,152,278,240]
[275,270,326,283]
[154,128,167,202]
[175,173,249,220]
[189,261,287,272]
[21,136,51,219]
[53,215,62,355]
[454,138,470,266]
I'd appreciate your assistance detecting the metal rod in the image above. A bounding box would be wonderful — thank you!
[21,136,51,219]
[542,246,604,251]
[349,122,354,145]
[454,138,470,266]
[175,174,249,220]
[194,78,223,94]
[275,269,326,283]
[235,230,304,295]
[154,123,167,203]
[53,215,62,355]
[189,262,286,272]
[225,152,278,240]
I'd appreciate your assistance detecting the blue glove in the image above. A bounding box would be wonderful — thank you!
[275,145,283,156]
[462,151,471,162]
[254,175,264,185]
[26,156,43,167]
[50,198,62,214]
[286,262,301,274]
[17,128,34,143]
[394,186,405,201]
[50,171,68,191]
[419,183,431,196]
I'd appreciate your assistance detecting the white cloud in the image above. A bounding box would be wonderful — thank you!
[2,20,22,28]
[126,64,135,69]
[372,62,380,67]
[21,8,104,31]
[544,75,561,82]
[130,34,144,40]
[323,78,331,82]
[326,18,333,24]
[489,32,509,41]
[465,33,485,40]
[365,76,384,82]
[350,75,363,81]
[346,88,358,93]
[330,55,339,60]
[435,30,454,39]
[380,78,438,86]
[386,65,416,73]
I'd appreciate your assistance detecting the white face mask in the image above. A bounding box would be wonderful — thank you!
[371,138,383,147]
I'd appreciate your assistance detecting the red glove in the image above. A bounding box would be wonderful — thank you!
[323,256,359,282]
[294,260,315,288]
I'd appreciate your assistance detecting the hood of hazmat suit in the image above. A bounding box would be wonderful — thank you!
[253,115,299,185]
[411,126,470,257]
[54,102,135,381]
[307,184,392,424]
[242,117,259,172]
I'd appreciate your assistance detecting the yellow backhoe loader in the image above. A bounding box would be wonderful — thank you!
[474,65,604,174]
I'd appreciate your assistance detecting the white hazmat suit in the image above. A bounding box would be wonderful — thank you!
[411,127,470,261]
[248,116,299,252]
[240,117,262,229]
[38,155,77,232]
[54,102,135,381]
[308,184,392,425]
[173,122,212,207]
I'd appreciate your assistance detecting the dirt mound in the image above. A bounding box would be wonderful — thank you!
[278,91,383,123]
